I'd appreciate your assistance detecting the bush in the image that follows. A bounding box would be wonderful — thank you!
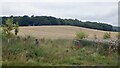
[94,34,97,40]
[103,32,111,39]
[116,32,120,39]
[76,31,88,40]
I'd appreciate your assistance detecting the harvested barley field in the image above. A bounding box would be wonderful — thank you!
[16,26,118,39]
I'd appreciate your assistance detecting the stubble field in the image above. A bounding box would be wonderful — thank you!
[17,26,118,40]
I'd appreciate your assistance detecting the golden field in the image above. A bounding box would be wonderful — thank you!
[17,26,118,39]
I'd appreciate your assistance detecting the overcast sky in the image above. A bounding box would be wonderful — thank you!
[0,0,119,26]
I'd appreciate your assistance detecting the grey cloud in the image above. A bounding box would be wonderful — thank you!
[1,2,118,26]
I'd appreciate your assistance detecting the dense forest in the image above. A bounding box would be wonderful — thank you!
[1,15,117,31]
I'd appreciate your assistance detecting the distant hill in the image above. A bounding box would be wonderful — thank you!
[113,26,120,32]
[1,15,115,31]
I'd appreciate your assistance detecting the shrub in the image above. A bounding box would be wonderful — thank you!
[103,32,111,39]
[94,34,97,40]
[98,43,110,56]
[76,31,88,40]
[116,32,120,39]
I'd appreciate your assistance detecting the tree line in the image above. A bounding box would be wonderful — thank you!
[1,15,115,31]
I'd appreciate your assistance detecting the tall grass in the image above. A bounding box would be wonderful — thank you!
[2,36,118,66]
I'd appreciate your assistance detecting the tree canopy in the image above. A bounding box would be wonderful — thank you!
[1,15,114,31]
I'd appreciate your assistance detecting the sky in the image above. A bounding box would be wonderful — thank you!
[0,0,120,26]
